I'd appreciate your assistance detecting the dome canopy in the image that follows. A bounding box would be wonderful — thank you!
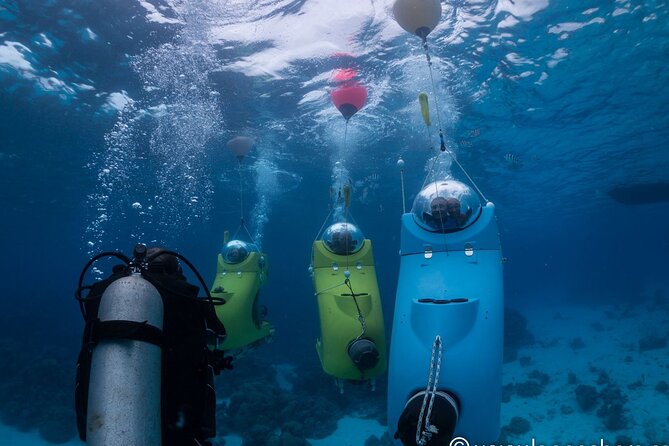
[322,222,364,255]
[412,180,481,232]
[221,239,257,264]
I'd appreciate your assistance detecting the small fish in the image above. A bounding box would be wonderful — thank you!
[365,173,379,183]
[504,153,521,166]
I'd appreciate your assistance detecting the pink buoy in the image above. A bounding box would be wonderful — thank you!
[333,68,358,84]
[331,83,367,121]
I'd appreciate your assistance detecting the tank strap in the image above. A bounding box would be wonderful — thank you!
[88,319,163,347]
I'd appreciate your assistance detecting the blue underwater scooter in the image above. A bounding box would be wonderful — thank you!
[388,178,504,445]
[387,1,503,441]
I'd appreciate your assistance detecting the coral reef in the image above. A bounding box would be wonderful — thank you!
[574,380,630,432]
[506,416,531,435]
[215,356,386,445]
[502,383,515,403]
[519,356,532,367]
[504,307,535,363]
[217,377,334,446]
[596,370,610,385]
[575,384,599,411]
[597,384,629,430]
[266,432,311,446]
[507,369,551,400]
[515,380,542,397]
[569,337,585,350]
[638,335,667,352]
[497,416,532,444]
[38,405,78,444]
[528,370,550,387]
[615,434,634,445]
[0,339,76,444]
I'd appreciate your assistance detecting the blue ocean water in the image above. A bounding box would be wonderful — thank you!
[1,0,668,444]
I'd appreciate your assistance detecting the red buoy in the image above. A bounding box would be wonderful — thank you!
[331,83,367,121]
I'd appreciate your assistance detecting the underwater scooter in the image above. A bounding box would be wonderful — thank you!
[208,135,274,353]
[74,244,230,446]
[310,184,387,392]
[309,66,386,392]
[387,177,504,445]
[388,1,504,442]
[210,231,273,351]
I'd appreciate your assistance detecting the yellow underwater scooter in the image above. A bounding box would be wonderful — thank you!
[210,231,273,351]
[209,136,273,352]
[311,185,387,389]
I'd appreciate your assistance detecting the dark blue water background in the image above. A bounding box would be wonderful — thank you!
[1,0,668,442]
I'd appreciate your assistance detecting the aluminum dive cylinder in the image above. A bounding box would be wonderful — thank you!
[86,273,164,446]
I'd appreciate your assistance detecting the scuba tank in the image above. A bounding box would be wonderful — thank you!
[87,272,163,445]
[75,244,231,446]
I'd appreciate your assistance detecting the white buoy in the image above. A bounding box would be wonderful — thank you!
[393,0,442,40]
[227,136,254,161]
[398,157,407,214]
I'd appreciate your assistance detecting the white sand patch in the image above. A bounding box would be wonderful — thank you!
[222,433,243,446]
[273,363,297,392]
[0,423,81,446]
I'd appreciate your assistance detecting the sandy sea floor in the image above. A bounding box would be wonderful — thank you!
[500,301,669,446]
[2,301,667,446]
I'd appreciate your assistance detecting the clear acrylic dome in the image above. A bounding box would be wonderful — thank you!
[221,239,257,263]
[322,222,364,255]
[412,180,481,232]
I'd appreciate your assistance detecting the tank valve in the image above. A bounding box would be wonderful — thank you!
[133,243,147,261]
